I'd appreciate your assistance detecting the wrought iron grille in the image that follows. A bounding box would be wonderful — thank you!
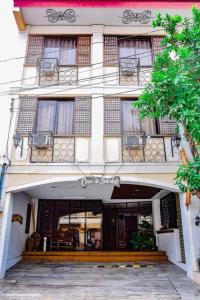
[30,135,75,163]
[37,58,78,86]
[122,136,166,163]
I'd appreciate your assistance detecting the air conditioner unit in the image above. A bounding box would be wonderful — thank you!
[124,135,143,148]
[40,60,56,75]
[121,66,135,76]
[120,59,139,76]
[32,133,52,149]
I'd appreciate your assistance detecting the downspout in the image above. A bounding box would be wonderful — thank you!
[0,163,8,211]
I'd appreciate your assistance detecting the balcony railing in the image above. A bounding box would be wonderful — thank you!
[29,132,75,163]
[37,58,78,86]
[122,134,167,163]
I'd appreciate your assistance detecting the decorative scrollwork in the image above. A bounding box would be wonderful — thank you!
[46,9,77,23]
[120,10,152,25]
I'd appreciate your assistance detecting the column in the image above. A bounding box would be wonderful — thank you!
[152,199,161,245]
[91,25,104,164]
[0,192,13,279]
[180,193,200,283]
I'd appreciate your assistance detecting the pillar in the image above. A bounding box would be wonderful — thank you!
[0,192,13,279]
[180,193,200,283]
[91,25,104,164]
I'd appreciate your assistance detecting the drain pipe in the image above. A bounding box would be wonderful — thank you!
[0,163,8,211]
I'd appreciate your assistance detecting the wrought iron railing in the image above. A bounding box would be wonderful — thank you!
[37,58,78,86]
[122,135,167,163]
[29,132,75,163]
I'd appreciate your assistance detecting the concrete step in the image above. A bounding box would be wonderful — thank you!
[22,251,168,262]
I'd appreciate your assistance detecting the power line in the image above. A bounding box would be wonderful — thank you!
[0,50,159,97]
[1,67,148,100]
[0,44,163,90]
[0,28,164,64]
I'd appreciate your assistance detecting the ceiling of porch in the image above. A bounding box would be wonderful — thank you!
[17,180,162,201]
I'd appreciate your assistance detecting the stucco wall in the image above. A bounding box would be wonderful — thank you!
[6,192,30,270]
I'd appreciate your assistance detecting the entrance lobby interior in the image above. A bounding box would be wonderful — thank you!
[37,199,153,251]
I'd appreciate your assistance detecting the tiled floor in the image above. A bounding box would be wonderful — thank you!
[0,261,200,300]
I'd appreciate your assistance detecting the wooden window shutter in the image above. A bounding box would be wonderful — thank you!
[159,116,176,135]
[26,35,44,65]
[104,97,121,135]
[77,36,91,65]
[104,36,118,66]
[16,97,37,135]
[74,97,92,135]
[151,36,164,62]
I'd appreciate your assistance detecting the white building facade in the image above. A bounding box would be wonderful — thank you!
[0,0,200,284]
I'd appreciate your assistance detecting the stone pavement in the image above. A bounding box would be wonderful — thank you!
[0,261,200,300]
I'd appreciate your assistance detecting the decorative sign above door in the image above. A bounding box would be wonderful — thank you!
[81,176,120,188]
[120,10,152,24]
[46,9,78,23]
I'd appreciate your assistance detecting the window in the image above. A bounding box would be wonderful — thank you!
[104,36,153,67]
[119,38,152,66]
[122,100,141,133]
[121,99,156,135]
[43,37,77,65]
[36,100,74,135]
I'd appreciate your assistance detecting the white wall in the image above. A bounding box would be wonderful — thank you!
[157,229,187,271]
[0,0,28,163]
[6,192,30,270]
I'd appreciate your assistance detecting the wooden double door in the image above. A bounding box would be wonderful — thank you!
[103,210,137,250]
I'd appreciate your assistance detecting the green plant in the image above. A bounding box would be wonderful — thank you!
[128,221,156,251]
[134,7,200,198]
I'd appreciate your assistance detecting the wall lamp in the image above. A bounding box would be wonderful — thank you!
[171,133,181,157]
[13,132,23,157]
[171,133,181,149]
[195,214,200,226]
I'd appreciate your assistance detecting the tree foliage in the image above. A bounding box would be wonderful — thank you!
[134,7,200,195]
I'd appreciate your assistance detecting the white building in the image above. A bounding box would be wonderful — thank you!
[0,0,200,284]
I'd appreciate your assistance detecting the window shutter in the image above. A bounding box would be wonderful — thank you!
[104,36,118,66]
[26,35,44,65]
[16,97,37,135]
[159,117,176,135]
[77,36,91,65]
[151,36,164,62]
[74,97,92,135]
[104,97,121,135]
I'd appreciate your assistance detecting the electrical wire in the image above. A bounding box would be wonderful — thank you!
[0,28,165,64]
[0,45,164,93]
[0,63,152,100]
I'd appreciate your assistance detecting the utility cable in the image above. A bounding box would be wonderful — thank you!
[0,28,165,64]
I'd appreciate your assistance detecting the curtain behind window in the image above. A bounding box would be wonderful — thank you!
[43,37,60,61]
[36,101,57,132]
[43,37,77,65]
[122,100,141,133]
[122,100,156,135]
[60,38,76,65]
[57,101,74,134]
[119,39,152,66]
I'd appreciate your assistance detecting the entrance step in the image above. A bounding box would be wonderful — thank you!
[22,251,168,262]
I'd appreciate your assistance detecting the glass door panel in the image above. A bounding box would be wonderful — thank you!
[86,211,102,250]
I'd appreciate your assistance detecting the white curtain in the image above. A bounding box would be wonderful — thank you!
[43,37,60,61]
[122,100,141,133]
[57,101,74,134]
[43,37,77,65]
[36,101,56,132]
[119,39,152,66]
[60,38,76,65]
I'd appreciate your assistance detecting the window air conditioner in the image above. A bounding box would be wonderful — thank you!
[32,133,52,149]
[120,59,139,76]
[40,60,56,75]
[124,135,143,148]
